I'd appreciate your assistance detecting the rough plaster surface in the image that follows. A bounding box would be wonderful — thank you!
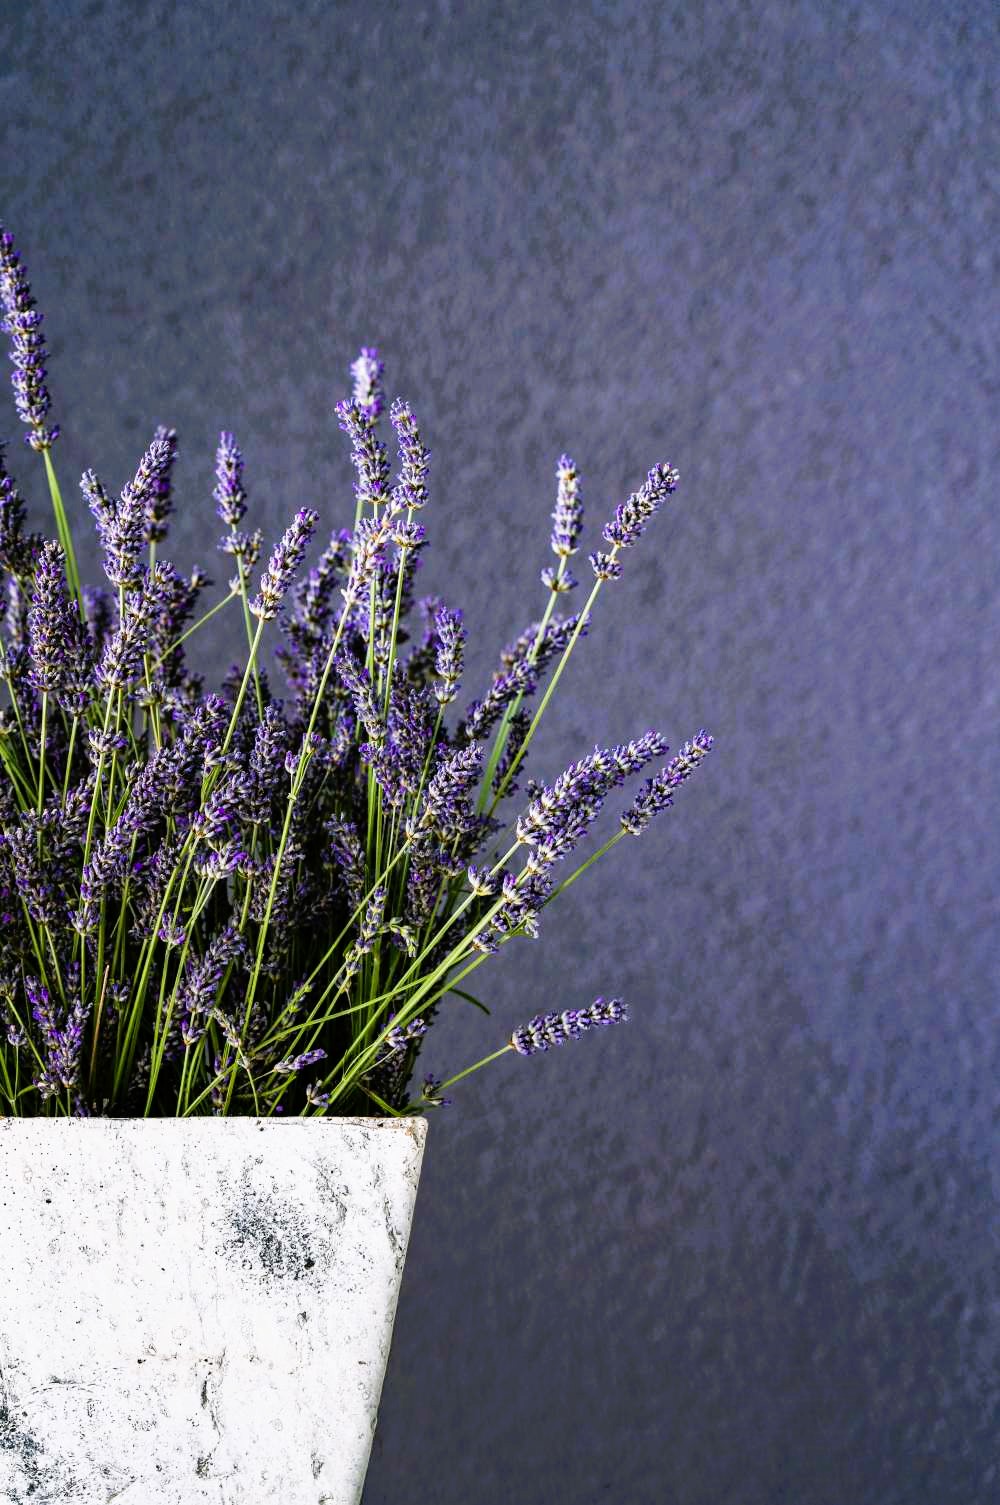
[0,1119,426,1504]
[1,2,997,1501]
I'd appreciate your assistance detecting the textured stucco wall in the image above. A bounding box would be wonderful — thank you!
[2,2,997,1501]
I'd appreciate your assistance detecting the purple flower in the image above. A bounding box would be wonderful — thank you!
[335,394,391,510]
[510,996,629,1057]
[515,731,667,864]
[403,842,450,927]
[323,815,366,909]
[175,924,248,1037]
[340,515,390,612]
[432,605,465,705]
[214,430,248,527]
[80,469,115,552]
[388,516,426,549]
[336,883,388,989]
[354,885,386,956]
[620,730,714,835]
[488,866,552,943]
[145,425,179,545]
[590,462,679,581]
[386,1015,427,1051]
[250,508,319,620]
[273,1047,328,1076]
[26,540,74,694]
[99,438,175,589]
[499,612,585,676]
[588,549,622,581]
[466,864,496,897]
[246,703,290,824]
[463,659,537,741]
[462,613,586,742]
[412,742,484,840]
[27,976,92,1098]
[95,572,159,690]
[350,346,385,422]
[368,679,436,807]
[389,397,431,511]
[158,916,187,948]
[540,564,576,593]
[0,225,59,450]
[0,439,43,577]
[335,648,385,748]
[289,527,353,636]
[544,453,583,591]
[419,1072,452,1108]
[74,815,135,932]
[4,814,62,925]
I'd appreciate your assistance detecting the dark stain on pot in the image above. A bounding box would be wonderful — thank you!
[0,1397,43,1477]
[310,1157,349,1231]
[218,1160,336,1285]
[0,1380,74,1503]
[382,1194,404,1264]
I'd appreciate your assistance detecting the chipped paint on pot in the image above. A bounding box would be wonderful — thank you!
[0,1116,427,1504]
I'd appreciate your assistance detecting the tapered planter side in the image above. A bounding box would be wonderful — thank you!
[0,1116,427,1504]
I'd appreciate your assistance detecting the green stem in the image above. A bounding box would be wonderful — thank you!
[434,1043,514,1095]
[41,448,84,615]
[60,713,80,808]
[36,690,47,814]
[147,588,239,673]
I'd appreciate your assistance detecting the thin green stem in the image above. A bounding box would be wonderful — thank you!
[147,588,239,673]
[36,691,47,814]
[434,1043,514,1095]
[41,448,84,615]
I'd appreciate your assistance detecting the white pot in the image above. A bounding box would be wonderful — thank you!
[0,1116,427,1504]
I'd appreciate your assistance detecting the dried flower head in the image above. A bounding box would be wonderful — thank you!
[0,225,59,450]
[510,996,629,1057]
[249,508,319,619]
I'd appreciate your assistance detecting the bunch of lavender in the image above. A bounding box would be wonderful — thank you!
[0,225,715,1119]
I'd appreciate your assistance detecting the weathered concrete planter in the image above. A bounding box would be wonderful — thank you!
[0,1116,427,1504]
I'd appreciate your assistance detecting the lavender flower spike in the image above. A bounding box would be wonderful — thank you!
[335,395,391,510]
[589,461,679,580]
[28,976,91,1097]
[515,731,668,864]
[103,438,174,589]
[145,425,179,545]
[542,453,583,593]
[214,430,248,526]
[26,540,74,694]
[433,605,465,705]
[389,397,431,511]
[510,996,629,1056]
[250,508,319,619]
[551,454,583,557]
[0,225,59,450]
[351,345,385,422]
[620,730,714,835]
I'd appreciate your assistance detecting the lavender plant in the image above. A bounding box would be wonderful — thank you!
[0,224,715,1118]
